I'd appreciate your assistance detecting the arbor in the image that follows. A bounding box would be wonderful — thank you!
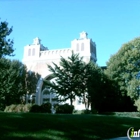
[105,37,140,111]
[44,51,89,105]
[0,58,27,110]
[0,20,14,58]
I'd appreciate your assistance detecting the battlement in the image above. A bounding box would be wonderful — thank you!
[40,48,72,59]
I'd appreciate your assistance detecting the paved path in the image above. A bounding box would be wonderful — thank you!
[110,137,140,140]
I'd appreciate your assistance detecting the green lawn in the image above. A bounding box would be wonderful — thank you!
[0,112,140,140]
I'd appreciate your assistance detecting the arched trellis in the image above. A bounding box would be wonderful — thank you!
[35,74,55,105]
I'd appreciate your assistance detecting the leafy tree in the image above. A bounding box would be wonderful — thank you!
[0,20,14,58]
[44,51,88,105]
[24,71,41,103]
[0,58,26,110]
[43,51,125,112]
[105,37,140,110]
[85,63,120,112]
[25,71,41,94]
[44,51,121,112]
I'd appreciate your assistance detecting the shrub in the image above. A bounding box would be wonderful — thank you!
[23,103,32,112]
[40,103,51,113]
[134,98,140,112]
[7,104,17,112]
[73,109,92,114]
[30,104,41,113]
[55,104,74,114]
[4,104,32,113]
[30,103,52,113]
[15,104,24,112]
[4,106,10,112]
[81,109,92,114]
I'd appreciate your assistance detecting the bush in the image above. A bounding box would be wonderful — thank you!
[30,103,52,113]
[4,103,52,113]
[30,104,41,113]
[4,106,11,112]
[7,104,17,112]
[14,104,24,112]
[134,98,140,112]
[4,104,32,113]
[40,103,51,113]
[23,104,32,112]
[81,109,92,114]
[55,104,74,114]
[73,109,92,114]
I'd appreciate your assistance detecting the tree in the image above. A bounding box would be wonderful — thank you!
[24,71,41,103]
[25,71,41,94]
[0,20,14,58]
[105,37,140,111]
[44,51,121,112]
[85,63,121,112]
[0,58,27,110]
[44,51,88,105]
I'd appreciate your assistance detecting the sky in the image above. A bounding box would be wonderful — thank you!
[1,0,140,66]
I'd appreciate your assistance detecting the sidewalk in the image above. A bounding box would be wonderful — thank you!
[110,137,140,140]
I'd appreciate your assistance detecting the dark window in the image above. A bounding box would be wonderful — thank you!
[32,48,35,56]
[76,43,79,51]
[81,43,84,51]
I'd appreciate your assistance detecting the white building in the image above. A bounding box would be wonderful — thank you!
[22,32,97,110]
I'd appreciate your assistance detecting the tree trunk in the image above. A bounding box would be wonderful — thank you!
[70,93,73,105]
[70,97,73,105]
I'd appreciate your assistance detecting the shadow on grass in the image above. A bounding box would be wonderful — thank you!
[98,112,116,115]
[0,112,140,140]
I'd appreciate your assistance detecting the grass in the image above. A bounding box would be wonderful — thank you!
[0,112,140,140]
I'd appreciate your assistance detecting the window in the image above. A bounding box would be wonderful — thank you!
[28,49,31,56]
[76,43,79,51]
[32,48,35,56]
[81,43,84,51]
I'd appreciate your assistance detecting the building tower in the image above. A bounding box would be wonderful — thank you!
[71,31,97,63]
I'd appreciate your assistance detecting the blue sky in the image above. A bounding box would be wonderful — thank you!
[1,0,140,66]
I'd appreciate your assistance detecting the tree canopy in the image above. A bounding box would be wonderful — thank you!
[0,20,14,58]
[43,51,122,112]
[44,51,89,105]
[86,63,124,112]
[0,58,27,110]
[0,58,41,109]
[105,37,140,109]
[25,71,41,95]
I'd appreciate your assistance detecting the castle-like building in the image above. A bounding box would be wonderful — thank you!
[22,32,97,110]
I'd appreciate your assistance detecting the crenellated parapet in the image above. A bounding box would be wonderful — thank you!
[40,48,72,59]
